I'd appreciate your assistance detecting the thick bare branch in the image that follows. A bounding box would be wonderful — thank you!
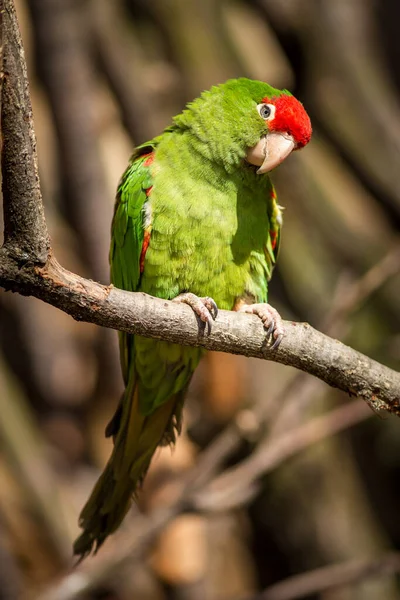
[0,253,399,413]
[0,0,49,263]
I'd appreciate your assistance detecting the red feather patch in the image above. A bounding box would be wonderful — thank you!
[262,95,312,148]
[143,153,155,167]
[270,230,278,251]
[139,152,154,273]
[140,229,151,273]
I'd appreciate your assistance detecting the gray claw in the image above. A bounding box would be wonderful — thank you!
[265,320,275,338]
[205,312,214,329]
[173,292,218,333]
[270,334,283,350]
[205,297,219,320]
[238,302,284,350]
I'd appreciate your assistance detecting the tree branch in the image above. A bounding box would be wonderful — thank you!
[1,0,400,416]
[2,253,400,412]
[256,553,400,600]
[0,0,49,263]
[192,399,371,512]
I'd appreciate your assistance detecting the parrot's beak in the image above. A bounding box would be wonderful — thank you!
[246,132,295,174]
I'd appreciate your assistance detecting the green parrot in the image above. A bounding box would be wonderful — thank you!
[73,78,311,558]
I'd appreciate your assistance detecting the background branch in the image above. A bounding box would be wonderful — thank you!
[257,553,400,600]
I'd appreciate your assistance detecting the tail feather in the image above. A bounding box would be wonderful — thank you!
[73,384,182,559]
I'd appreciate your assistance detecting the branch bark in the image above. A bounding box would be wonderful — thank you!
[0,0,400,415]
[0,0,49,263]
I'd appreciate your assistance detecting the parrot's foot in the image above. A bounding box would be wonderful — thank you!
[173,293,218,328]
[238,303,284,349]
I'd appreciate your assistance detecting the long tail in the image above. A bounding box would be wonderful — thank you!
[73,381,183,559]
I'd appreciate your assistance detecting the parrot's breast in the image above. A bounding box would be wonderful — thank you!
[139,135,273,309]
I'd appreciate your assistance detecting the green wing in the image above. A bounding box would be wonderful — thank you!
[110,142,155,383]
[110,143,154,291]
[265,185,282,280]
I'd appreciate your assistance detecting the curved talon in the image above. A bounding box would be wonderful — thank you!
[238,302,284,350]
[203,311,214,328]
[173,292,218,330]
[204,297,219,320]
[270,334,283,350]
[265,319,275,338]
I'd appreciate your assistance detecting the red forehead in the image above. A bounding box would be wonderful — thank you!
[262,94,312,148]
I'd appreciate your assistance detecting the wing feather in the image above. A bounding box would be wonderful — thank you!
[110,143,155,383]
[265,185,282,279]
[110,144,154,292]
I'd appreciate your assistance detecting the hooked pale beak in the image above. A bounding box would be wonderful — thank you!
[246,132,295,174]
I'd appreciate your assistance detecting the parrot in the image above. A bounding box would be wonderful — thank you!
[73,78,312,558]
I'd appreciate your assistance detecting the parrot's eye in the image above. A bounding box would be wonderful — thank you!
[257,103,276,121]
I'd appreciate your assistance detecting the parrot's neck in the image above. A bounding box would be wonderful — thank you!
[171,128,248,175]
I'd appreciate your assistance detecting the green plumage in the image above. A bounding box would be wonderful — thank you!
[74,78,296,558]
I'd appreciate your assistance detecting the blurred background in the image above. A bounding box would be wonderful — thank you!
[1,0,400,598]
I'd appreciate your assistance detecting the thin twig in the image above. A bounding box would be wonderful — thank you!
[254,553,400,600]
[323,243,400,337]
[192,399,370,511]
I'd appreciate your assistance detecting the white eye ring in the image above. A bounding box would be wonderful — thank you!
[257,103,276,121]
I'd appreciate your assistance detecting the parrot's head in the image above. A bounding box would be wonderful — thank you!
[173,78,312,173]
